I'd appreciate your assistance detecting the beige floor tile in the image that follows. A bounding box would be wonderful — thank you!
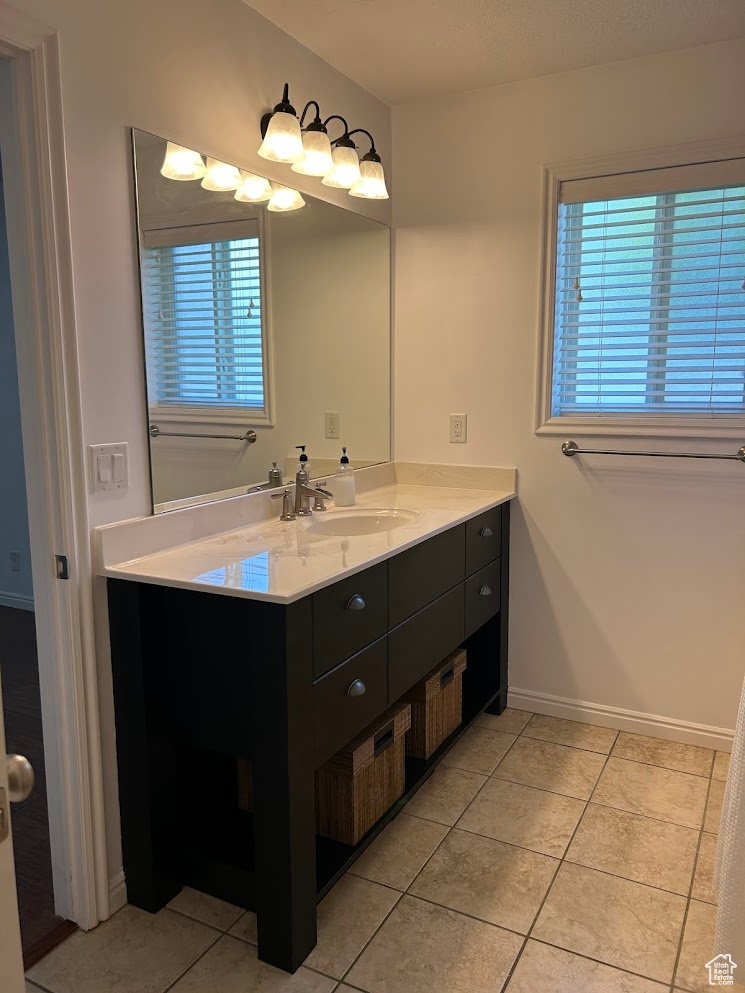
[676,900,745,993]
[713,751,731,782]
[348,813,448,890]
[442,726,516,775]
[26,905,217,993]
[228,911,257,945]
[303,874,399,979]
[410,828,557,933]
[404,765,486,826]
[170,935,335,993]
[691,832,718,905]
[704,779,724,834]
[505,939,669,993]
[593,758,708,828]
[476,708,532,734]
[346,895,522,993]
[492,736,605,800]
[522,714,617,754]
[612,733,713,777]
[566,803,698,894]
[457,777,585,857]
[533,862,686,983]
[167,886,244,931]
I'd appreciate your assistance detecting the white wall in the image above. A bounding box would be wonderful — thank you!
[0,181,32,608]
[393,38,745,735]
[11,0,390,897]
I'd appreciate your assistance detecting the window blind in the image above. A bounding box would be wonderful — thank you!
[142,219,266,413]
[552,160,745,416]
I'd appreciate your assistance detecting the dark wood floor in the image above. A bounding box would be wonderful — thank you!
[1,604,75,963]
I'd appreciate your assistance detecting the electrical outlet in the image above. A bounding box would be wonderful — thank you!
[325,411,340,440]
[449,413,467,444]
[9,551,21,572]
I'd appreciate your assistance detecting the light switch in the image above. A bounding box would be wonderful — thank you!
[90,443,129,492]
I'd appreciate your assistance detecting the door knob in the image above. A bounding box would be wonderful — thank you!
[7,754,35,803]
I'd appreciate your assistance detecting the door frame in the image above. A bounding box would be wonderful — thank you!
[0,6,109,929]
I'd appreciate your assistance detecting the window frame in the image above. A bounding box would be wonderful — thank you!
[535,136,745,439]
[143,210,275,436]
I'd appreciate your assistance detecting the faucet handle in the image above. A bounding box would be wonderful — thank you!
[272,489,296,521]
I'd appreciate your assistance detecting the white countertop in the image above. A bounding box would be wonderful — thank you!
[98,463,516,604]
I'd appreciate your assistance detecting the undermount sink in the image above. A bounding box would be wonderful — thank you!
[304,509,419,537]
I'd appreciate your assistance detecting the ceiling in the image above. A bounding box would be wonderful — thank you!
[244,0,745,105]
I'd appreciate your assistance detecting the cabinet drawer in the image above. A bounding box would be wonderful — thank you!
[388,526,465,628]
[465,560,501,638]
[312,563,388,677]
[388,585,465,703]
[465,507,502,576]
[314,638,388,767]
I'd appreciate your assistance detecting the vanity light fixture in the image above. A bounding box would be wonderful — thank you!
[348,130,389,200]
[267,182,305,212]
[258,83,304,164]
[291,101,333,177]
[201,157,242,191]
[160,142,206,181]
[321,116,361,189]
[234,170,272,203]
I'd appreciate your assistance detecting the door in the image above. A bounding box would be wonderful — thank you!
[0,675,26,992]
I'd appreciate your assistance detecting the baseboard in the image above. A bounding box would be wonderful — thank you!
[109,870,127,915]
[508,686,734,752]
[0,590,34,611]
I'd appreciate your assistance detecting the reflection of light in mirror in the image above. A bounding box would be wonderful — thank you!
[258,111,304,164]
[196,552,270,593]
[350,158,389,200]
[201,157,242,191]
[267,183,305,212]
[322,144,361,189]
[160,142,206,181]
[234,170,272,203]
[291,128,333,177]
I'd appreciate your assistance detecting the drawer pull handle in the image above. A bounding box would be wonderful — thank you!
[479,585,493,597]
[373,721,394,756]
[346,594,366,611]
[347,679,366,697]
[479,526,493,538]
[440,662,455,689]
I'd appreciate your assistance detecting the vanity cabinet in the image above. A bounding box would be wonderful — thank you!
[108,500,511,974]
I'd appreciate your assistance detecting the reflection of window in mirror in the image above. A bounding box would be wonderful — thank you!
[141,217,270,425]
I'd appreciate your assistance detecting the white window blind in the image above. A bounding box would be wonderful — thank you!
[142,219,267,415]
[551,159,745,417]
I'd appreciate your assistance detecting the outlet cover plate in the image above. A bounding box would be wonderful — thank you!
[325,410,340,440]
[449,413,467,444]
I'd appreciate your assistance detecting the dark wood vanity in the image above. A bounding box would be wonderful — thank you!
[107,500,511,972]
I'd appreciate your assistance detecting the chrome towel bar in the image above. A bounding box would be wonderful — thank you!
[562,440,745,462]
[149,424,257,443]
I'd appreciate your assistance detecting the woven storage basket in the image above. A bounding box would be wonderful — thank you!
[316,702,411,846]
[404,648,467,760]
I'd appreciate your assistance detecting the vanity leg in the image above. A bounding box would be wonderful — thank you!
[249,599,317,973]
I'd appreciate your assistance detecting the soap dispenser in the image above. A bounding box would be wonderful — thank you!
[295,445,310,485]
[268,461,283,488]
[334,447,356,507]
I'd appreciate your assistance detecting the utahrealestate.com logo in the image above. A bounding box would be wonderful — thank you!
[706,954,737,986]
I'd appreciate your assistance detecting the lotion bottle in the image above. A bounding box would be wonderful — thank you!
[334,447,356,507]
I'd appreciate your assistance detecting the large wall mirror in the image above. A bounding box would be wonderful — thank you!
[131,129,391,513]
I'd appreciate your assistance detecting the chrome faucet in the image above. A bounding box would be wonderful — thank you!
[294,475,333,516]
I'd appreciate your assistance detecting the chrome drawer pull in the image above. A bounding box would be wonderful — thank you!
[347,679,366,697]
[479,526,493,538]
[479,585,492,597]
[346,594,366,611]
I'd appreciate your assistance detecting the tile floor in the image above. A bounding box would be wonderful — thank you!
[25,709,737,993]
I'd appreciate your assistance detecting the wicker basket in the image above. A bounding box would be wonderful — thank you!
[316,702,411,846]
[404,648,467,759]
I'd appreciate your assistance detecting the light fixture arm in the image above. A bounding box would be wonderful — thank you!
[324,114,353,146]
[260,81,297,138]
[347,128,381,162]
[299,100,322,129]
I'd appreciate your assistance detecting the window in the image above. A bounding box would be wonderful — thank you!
[142,218,269,422]
[540,153,745,433]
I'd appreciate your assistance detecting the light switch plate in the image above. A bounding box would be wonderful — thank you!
[90,442,129,492]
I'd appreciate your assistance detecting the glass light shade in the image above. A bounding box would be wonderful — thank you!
[258,112,304,163]
[234,171,272,203]
[291,129,333,177]
[267,183,305,212]
[349,158,389,200]
[201,157,242,191]
[321,144,361,189]
[160,142,206,181]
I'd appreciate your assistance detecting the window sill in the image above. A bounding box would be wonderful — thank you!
[535,415,745,441]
